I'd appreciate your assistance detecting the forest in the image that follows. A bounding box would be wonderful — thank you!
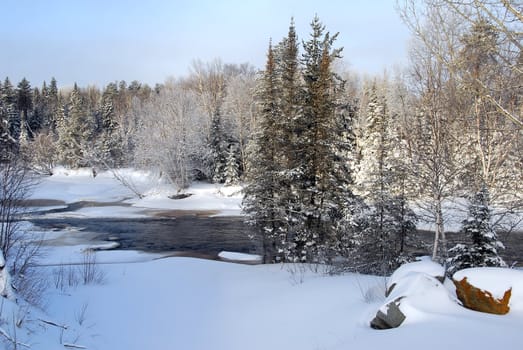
[1,0,522,275]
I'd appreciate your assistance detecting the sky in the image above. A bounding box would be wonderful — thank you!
[0,0,411,88]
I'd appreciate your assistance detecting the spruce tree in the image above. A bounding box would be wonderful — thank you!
[1,78,20,153]
[353,84,417,273]
[16,78,33,143]
[224,145,240,186]
[243,41,286,262]
[273,19,304,261]
[289,16,357,263]
[0,82,10,159]
[96,83,123,167]
[447,186,506,275]
[57,84,93,168]
[208,110,227,183]
[30,87,45,136]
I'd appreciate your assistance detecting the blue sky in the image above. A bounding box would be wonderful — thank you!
[0,0,411,87]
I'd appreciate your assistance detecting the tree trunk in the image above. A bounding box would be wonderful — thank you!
[432,198,447,260]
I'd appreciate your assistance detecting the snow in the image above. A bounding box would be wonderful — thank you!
[218,251,262,262]
[10,256,521,350]
[381,259,462,327]
[130,182,242,213]
[387,256,445,291]
[28,168,243,217]
[2,168,522,349]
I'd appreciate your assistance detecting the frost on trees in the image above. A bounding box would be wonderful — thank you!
[447,186,507,276]
[244,17,361,264]
[351,83,417,274]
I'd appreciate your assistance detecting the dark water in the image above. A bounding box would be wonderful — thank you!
[28,212,521,266]
[29,216,262,258]
[413,229,522,267]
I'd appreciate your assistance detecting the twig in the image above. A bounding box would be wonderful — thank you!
[38,318,68,330]
[64,343,87,349]
[0,327,31,348]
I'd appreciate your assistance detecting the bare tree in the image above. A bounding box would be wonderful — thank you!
[187,58,228,128]
[398,0,523,236]
[398,0,522,127]
[222,70,257,175]
[0,155,42,301]
[398,2,469,260]
[134,79,205,190]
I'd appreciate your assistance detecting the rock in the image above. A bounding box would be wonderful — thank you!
[370,297,406,329]
[169,193,193,200]
[453,276,511,315]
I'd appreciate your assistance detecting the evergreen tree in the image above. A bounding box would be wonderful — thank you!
[208,109,228,183]
[16,78,33,143]
[245,17,361,263]
[286,16,358,263]
[1,78,19,154]
[243,41,287,262]
[0,83,10,159]
[224,144,240,186]
[272,19,304,261]
[57,84,94,168]
[96,83,124,167]
[29,87,45,135]
[352,84,417,273]
[447,186,507,275]
[45,77,60,133]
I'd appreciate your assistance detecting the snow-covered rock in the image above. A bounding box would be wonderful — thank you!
[453,267,523,312]
[386,257,445,296]
[372,260,457,329]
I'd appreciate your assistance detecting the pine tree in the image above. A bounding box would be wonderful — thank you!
[208,110,227,183]
[286,16,358,263]
[447,186,507,275]
[29,87,45,136]
[16,78,33,143]
[243,41,286,262]
[352,84,417,273]
[245,17,361,264]
[0,85,10,159]
[224,144,240,186]
[1,78,20,154]
[57,84,94,168]
[46,77,60,133]
[96,83,124,167]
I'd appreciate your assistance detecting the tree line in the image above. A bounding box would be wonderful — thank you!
[1,1,521,274]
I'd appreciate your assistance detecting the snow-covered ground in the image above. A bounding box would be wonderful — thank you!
[5,255,523,350]
[1,169,521,350]
[28,167,243,218]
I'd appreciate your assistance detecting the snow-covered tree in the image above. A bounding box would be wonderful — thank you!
[224,144,240,186]
[222,68,257,177]
[134,80,204,190]
[208,110,228,183]
[56,84,95,168]
[447,186,507,275]
[287,16,360,263]
[94,83,124,168]
[243,41,287,262]
[352,83,417,274]
[1,78,20,155]
[16,78,33,144]
[245,17,361,264]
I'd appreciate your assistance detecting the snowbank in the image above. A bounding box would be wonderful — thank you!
[218,251,262,263]
[29,168,243,217]
[387,257,445,292]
